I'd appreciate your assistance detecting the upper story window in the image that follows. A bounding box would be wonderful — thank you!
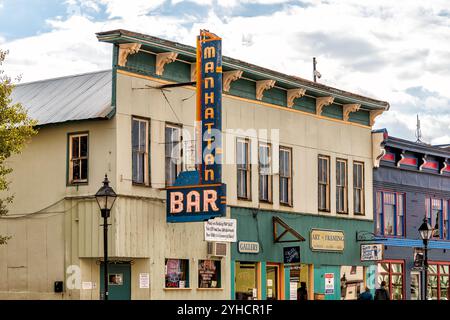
[132,117,150,185]
[258,143,272,202]
[165,124,182,187]
[376,191,405,237]
[425,198,449,240]
[318,155,330,212]
[68,132,88,184]
[353,161,365,215]
[236,138,251,200]
[336,159,347,214]
[279,146,292,206]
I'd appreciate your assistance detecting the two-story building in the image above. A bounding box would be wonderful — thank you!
[372,129,450,300]
[0,29,388,300]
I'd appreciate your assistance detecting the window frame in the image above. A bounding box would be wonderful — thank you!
[67,131,89,186]
[197,259,222,289]
[279,146,293,207]
[426,261,450,300]
[236,137,252,201]
[353,161,365,215]
[318,154,330,212]
[165,123,183,187]
[425,197,450,240]
[375,191,406,237]
[131,116,151,186]
[377,260,405,300]
[258,142,273,203]
[164,258,190,288]
[336,158,348,214]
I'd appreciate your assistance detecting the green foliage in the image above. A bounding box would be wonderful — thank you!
[0,49,38,244]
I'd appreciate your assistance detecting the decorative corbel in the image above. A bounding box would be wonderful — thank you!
[118,43,141,67]
[419,154,428,171]
[372,131,386,168]
[316,96,334,116]
[190,63,196,82]
[439,158,448,175]
[223,70,243,92]
[287,88,306,108]
[343,104,361,121]
[156,52,178,76]
[370,110,384,126]
[256,80,275,100]
[396,150,405,167]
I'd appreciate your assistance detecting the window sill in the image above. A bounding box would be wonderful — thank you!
[337,211,348,215]
[237,197,252,201]
[132,182,151,188]
[67,182,88,187]
[280,202,293,208]
[259,200,273,204]
[163,288,192,291]
[196,288,223,291]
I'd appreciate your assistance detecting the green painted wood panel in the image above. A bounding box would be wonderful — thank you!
[322,103,343,120]
[261,86,286,107]
[292,95,316,114]
[228,78,256,100]
[313,265,341,300]
[231,207,373,267]
[349,109,370,126]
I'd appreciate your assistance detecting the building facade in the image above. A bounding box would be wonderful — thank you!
[372,129,450,300]
[0,29,388,300]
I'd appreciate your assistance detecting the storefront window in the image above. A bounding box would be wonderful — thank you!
[235,261,258,300]
[410,272,421,300]
[289,264,310,300]
[427,263,450,300]
[165,258,189,288]
[377,261,404,300]
[340,266,364,300]
[198,260,221,288]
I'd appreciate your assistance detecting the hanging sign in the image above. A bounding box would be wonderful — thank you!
[166,30,226,223]
[360,244,384,261]
[283,246,301,264]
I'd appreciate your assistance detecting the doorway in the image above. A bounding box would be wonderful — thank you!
[266,264,280,300]
[100,262,131,300]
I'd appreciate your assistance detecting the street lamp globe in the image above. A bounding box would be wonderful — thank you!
[418,217,433,241]
[95,174,117,217]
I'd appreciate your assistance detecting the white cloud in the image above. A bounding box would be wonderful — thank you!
[2,0,450,142]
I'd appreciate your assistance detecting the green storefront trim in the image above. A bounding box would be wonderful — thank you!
[231,207,375,300]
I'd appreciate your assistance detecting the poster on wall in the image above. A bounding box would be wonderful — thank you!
[139,273,150,289]
[204,218,237,242]
[360,244,383,261]
[325,273,335,294]
[290,282,298,300]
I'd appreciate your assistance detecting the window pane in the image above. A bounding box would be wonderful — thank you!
[139,121,146,151]
[428,264,438,274]
[81,158,88,180]
[391,263,402,273]
[376,192,382,234]
[132,120,140,150]
[80,135,88,157]
[428,275,439,300]
[384,204,395,235]
[440,275,449,300]
[378,262,389,274]
[391,275,403,300]
[397,194,404,236]
[72,159,80,181]
[72,136,79,158]
[440,265,449,274]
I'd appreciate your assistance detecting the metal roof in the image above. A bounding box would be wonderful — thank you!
[11,70,113,126]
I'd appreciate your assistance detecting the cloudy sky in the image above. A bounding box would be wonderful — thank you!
[1,0,450,143]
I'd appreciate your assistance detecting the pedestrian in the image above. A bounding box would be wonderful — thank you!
[358,287,373,300]
[374,281,390,300]
[297,282,308,300]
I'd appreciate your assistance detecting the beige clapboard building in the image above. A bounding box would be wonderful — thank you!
[0,29,389,300]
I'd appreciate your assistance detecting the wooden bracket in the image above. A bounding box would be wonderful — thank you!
[223,70,243,92]
[156,52,178,76]
[287,88,306,108]
[118,43,141,67]
[440,158,448,175]
[190,63,196,82]
[419,154,428,171]
[256,80,275,101]
[316,96,334,115]
[396,150,405,167]
[372,131,386,168]
[273,216,305,243]
[370,110,384,126]
[343,104,361,121]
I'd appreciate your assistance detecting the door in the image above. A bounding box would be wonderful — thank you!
[100,262,131,300]
[266,265,280,300]
[411,271,421,300]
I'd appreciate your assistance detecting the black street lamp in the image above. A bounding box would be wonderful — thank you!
[418,217,433,300]
[95,174,117,301]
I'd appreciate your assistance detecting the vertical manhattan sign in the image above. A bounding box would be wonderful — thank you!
[166,30,227,223]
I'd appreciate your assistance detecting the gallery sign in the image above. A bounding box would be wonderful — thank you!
[310,229,345,252]
[238,241,260,254]
[166,30,226,223]
[360,244,384,261]
[204,218,236,242]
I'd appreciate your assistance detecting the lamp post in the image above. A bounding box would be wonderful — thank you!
[95,174,117,301]
[418,217,433,300]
